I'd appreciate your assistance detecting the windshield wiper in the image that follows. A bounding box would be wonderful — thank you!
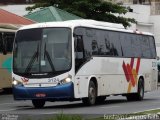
[25,44,39,73]
[44,43,55,72]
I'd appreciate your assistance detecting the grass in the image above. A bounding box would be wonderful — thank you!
[86,109,160,120]
[24,109,160,120]
[47,114,82,120]
[134,109,160,114]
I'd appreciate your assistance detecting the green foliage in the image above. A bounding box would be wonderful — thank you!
[26,0,136,28]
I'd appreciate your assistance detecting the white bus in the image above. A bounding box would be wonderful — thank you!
[12,20,157,108]
[0,24,16,91]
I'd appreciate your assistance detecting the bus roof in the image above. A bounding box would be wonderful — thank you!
[19,19,153,36]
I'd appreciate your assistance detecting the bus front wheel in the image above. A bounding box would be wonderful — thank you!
[82,81,97,105]
[32,100,45,108]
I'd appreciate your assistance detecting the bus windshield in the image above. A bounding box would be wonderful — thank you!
[13,28,71,77]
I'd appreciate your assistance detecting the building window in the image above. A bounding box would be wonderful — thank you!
[133,0,150,5]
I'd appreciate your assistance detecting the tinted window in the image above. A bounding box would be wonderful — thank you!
[13,28,71,77]
[74,27,156,59]
[83,28,95,58]
[96,30,107,55]
[107,31,122,56]
[0,33,2,52]
[131,34,142,57]
[140,36,152,58]
[6,34,15,52]
[120,33,132,57]
[148,36,156,58]
[84,29,123,57]
[0,32,15,53]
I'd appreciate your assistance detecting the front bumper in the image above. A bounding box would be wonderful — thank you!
[13,82,74,101]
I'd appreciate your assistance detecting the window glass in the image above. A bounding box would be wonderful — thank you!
[74,28,86,72]
[74,27,85,36]
[0,33,2,52]
[13,28,71,75]
[76,35,84,52]
[148,36,156,58]
[83,29,93,57]
[6,34,15,52]
[120,33,132,57]
[0,33,15,53]
[74,27,156,59]
[131,34,142,57]
[140,36,151,58]
[96,30,109,55]
[43,28,71,72]
[107,31,122,56]
[75,27,123,57]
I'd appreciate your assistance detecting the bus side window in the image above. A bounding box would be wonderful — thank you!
[0,33,15,55]
[141,36,152,58]
[149,36,156,59]
[6,35,14,53]
[0,33,7,55]
[75,35,84,59]
[74,35,86,72]
[0,33,3,53]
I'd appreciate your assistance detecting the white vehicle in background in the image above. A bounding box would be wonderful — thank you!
[156,46,160,83]
[12,20,158,108]
[0,24,16,91]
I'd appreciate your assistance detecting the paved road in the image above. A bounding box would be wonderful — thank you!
[0,89,160,119]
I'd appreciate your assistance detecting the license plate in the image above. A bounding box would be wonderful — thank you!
[35,93,46,97]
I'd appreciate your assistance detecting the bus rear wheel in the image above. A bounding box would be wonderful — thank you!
[136,78,144,100]
[126,78,144,101]
[96,96,106,104]
[32,100,45,108]
[82,81,97,106]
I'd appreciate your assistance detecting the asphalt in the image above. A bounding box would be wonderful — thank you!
[0,88,160,120]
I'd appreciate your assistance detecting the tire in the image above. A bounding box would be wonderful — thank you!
[82,81,97,105]
[32,100,45,108]
[126,94,135,101]
[96,96,106,104]
[136,78,144,101]
[126,78,144,101]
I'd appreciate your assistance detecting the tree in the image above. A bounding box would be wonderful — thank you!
[26,0,136,28]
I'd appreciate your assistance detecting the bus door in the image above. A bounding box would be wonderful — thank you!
[74,35,85,72]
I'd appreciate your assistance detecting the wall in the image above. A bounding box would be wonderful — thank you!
[0,5,33,16]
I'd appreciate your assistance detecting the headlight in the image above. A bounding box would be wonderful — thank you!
[65,77,71,83]
[58,75,72,85]
[12,79,23,86]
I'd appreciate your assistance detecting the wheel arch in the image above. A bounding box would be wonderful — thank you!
[138,75,145,91]
[138,76,144,85]
[88,76,98,95]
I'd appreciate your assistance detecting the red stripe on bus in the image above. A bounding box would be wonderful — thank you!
[127,64,135,87]
[136,58,141,73]
[122,61,130,82]
[130,58,134,69]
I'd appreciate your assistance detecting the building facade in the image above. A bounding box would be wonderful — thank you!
[0,0,39,4]
[115,0,160,56]
[113,0,160,80]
